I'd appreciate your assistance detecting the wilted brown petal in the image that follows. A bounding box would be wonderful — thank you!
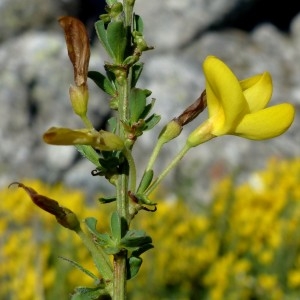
[58,16,90,86]
[8,182,64,217]
[175,90,207,126]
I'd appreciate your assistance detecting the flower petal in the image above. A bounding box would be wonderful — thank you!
[203,56,248,133]
[234,103,295,140]
[240,72,273,112]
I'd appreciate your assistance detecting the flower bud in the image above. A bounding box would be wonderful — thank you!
[69,84,89,117]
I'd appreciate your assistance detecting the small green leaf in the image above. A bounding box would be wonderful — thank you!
[131,63,144,88]
[71,286,108,300]
[134,194,157,206]
[59,256,99,282]
[137,169,154,193]
[132,243,154,257]
[95,20,114,58]
[139,99,154,119]
[107,21,127,64]
[88,71,116,96]
[143,114,161,131]
[110,211,121,241]
[121,229,152,248]
[84,217,111,243]
[98,196,116,204]
[75,145,100,167]
[108,116,117,132]
[127,256,143,279]
[129,88,149,123]
[133,14,144,33]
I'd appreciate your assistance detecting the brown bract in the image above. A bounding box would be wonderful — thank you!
[58,16,90,87]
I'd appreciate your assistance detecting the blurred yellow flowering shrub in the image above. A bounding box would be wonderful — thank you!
[2,157,300,300]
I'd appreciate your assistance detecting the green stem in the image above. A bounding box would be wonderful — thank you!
[122,147,137,192]
[145,143,191,196]
[113,2,135,298]
[145,139,165,172]
[81,115,94,129]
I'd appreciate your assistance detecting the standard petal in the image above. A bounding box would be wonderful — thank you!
[234,103,295,140]
[240,72,273,112]
[203,56,248,132]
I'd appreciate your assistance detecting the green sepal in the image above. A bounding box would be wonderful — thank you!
[107,21,127,64]
[131,63,144,88]
[137,169,154,193]
[120,229,152,249]
[133,14,144,33]
[98,196,116,204]
[59,256,99,282]
[75,145,100,167]
[127,256,143,280]
[71,286,108,300]
[95,20,114,58]
[144,114,161,131]
[88,71,116,96]
[129,88,151,124]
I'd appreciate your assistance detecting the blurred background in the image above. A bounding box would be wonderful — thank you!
[1,0,300,299]
[0,0,299,200]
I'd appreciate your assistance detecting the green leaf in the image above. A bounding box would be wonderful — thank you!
[143,114,161,131]
[133,14,144,33]
[120,229,152,248]
[98,196,116,204]
[107,21,127,64]
[127,256,143,279]
[94,20,114,58]
[59,256,99,282]
[84,217,111,243]
[132,243,154,257]
[110,211,121,241]
[129,88,149,123]
[71,286,108,300]
[134,193,157,206]
[75,145,100,167]
[108,116,117,132]
[140,98,155,119]
[88,71,116,96]
[131,63,144,88]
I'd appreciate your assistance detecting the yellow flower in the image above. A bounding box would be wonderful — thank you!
[187,56,295,146]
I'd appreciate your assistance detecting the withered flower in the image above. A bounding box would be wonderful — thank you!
[58,16,90,87]
[9,182,81,231]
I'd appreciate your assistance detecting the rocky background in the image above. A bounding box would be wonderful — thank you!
[1,0,300,202]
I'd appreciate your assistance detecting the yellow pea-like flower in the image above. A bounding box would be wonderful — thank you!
[187,55,295,146]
